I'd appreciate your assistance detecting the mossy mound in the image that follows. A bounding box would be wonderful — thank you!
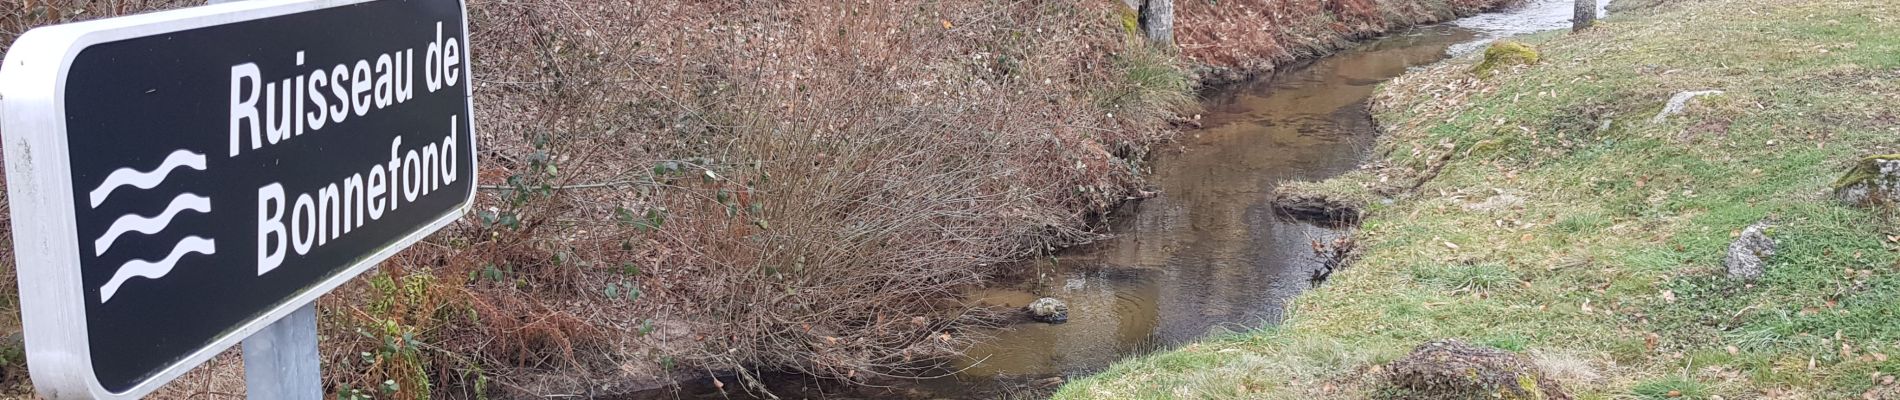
[1118,4,1142,39]
[1382,340,1570,400]
[1834,154,1900,207]
[1270,172,1382,227]
[1472,41,1540,76]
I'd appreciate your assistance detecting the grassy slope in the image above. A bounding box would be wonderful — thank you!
[1057,0,1900,398]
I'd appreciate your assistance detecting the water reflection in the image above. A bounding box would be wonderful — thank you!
[951,25,1482,384]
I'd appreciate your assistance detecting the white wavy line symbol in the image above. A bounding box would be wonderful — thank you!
[93,193,211,256]
[88,150,206,208]
[99,236,216,303]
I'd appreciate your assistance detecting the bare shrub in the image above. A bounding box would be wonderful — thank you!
[416,1,1187,394]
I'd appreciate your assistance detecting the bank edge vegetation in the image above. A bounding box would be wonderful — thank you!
[1059,0,1900,397]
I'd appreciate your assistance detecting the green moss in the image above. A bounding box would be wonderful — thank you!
[1472,41,1540,76]
[1117,5,1141,39]
[1830,154,1900,190]
[1510,374,1548,400]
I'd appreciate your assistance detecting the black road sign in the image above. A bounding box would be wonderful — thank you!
[0,0,476,397]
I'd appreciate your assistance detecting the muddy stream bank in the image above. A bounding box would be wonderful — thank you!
[620,1,1598,398]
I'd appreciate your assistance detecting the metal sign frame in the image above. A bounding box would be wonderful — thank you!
[0,0,476,397]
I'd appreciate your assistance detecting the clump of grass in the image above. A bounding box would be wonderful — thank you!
[1277,173,1382,204]
[1272,171,1388,225]
[1061,0,1900,397]
[1631,377,1710,399]
[1099,42,1195,122]
[1411,262,1517,292]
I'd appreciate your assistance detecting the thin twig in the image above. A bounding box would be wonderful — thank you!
[477,180,646,191]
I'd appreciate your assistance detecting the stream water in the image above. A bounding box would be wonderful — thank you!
[623,1,1601,398]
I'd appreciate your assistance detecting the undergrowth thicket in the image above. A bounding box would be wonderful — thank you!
[4,0,1186,397]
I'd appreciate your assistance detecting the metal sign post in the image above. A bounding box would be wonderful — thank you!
[0,0,476,398]
[242,305,320,399]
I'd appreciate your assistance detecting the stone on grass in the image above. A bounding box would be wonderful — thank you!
[1026,297,1068,324]
[1834,154,1900,208]
[1384,339,1571,400]
[1724,220,1776,280]
[1649,90,1725,124]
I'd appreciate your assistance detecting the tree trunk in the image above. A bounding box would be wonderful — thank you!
[1572,0,1596,31]
[1140,0,1174,48]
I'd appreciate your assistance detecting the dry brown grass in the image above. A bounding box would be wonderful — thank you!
[413,1,1184,395]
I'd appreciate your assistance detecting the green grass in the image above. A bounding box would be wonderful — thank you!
[1057,0,1900,397]
[1099,42,1196,122]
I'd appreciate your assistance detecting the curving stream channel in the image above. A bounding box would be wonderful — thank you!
[624,0,1602,398]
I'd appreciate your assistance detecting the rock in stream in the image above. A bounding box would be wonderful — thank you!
[1025,297,1069,324]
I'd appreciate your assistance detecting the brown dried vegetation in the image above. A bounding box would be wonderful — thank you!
[7,0,1184,397]
[1179,0,1510,83]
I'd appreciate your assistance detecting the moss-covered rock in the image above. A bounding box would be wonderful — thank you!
[1382,340,1571,400]
[1834,154,1900,207]
[1472,41,1540,77]
[1026,297,1069,324]
[1117,4,1142,39]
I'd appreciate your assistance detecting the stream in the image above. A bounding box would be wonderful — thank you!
[622,0,1601,398]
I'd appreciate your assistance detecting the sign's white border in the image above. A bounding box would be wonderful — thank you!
[0,0,477,397]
